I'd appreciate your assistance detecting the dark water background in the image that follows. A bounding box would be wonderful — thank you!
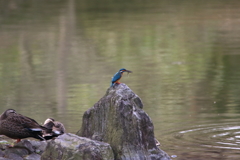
[1,0,240,159]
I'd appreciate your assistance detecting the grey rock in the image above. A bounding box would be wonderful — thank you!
[41,133,114,160]
[7,153,23,160]
[5,148,29,157]
[28,140,47,153]
[0,150,5,157]
[0,140,12,150]
[77,83,171,160]
[14,140,34,153]
[0,138,46,160]
[0,134,47,159]
[0,158,11,160]
[24,153,41,160]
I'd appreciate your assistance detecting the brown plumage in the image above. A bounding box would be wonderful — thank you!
[0,109,51,142]
[43,118,65,140]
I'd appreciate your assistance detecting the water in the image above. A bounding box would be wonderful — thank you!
[1,0,240,159]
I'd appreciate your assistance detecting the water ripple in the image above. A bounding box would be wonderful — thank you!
[174,123,240,151]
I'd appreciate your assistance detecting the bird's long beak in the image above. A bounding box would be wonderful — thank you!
[124,70,132,76]
[124,70,132,73]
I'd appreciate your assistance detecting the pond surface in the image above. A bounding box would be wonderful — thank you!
[1,0,240,159]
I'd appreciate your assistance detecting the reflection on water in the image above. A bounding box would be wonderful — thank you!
[1,0,240,159]
[161,121,240,159]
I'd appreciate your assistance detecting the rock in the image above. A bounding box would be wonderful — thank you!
[0,150,4,157]
[25,153,41,160]
[27,140,47,154]
[77,83,171,160]
[41,133,114,160]
[0,140,12,150]
[7,153,23,160]
[0,137,47,160]
[14,140,35,153]
[0,158,11,160]
[0,157,11,160]
[4,148,29,158]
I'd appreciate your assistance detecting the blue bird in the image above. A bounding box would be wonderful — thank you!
[111,68,132,87]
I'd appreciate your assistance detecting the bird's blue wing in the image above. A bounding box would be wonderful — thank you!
[112,72,121,83]
[111,72,121,86]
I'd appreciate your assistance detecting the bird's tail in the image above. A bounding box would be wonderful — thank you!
[43,130,63,140]
[28,127,51,141]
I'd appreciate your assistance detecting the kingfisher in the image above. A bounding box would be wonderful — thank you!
[111,68,132,87]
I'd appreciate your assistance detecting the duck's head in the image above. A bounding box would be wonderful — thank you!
[1,109,16,119]
[44,118,55,125]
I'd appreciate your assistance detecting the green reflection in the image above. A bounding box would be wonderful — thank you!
[1,0,240,158]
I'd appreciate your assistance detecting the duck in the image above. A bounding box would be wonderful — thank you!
[0,109,51,142]
[42,118,65,140]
